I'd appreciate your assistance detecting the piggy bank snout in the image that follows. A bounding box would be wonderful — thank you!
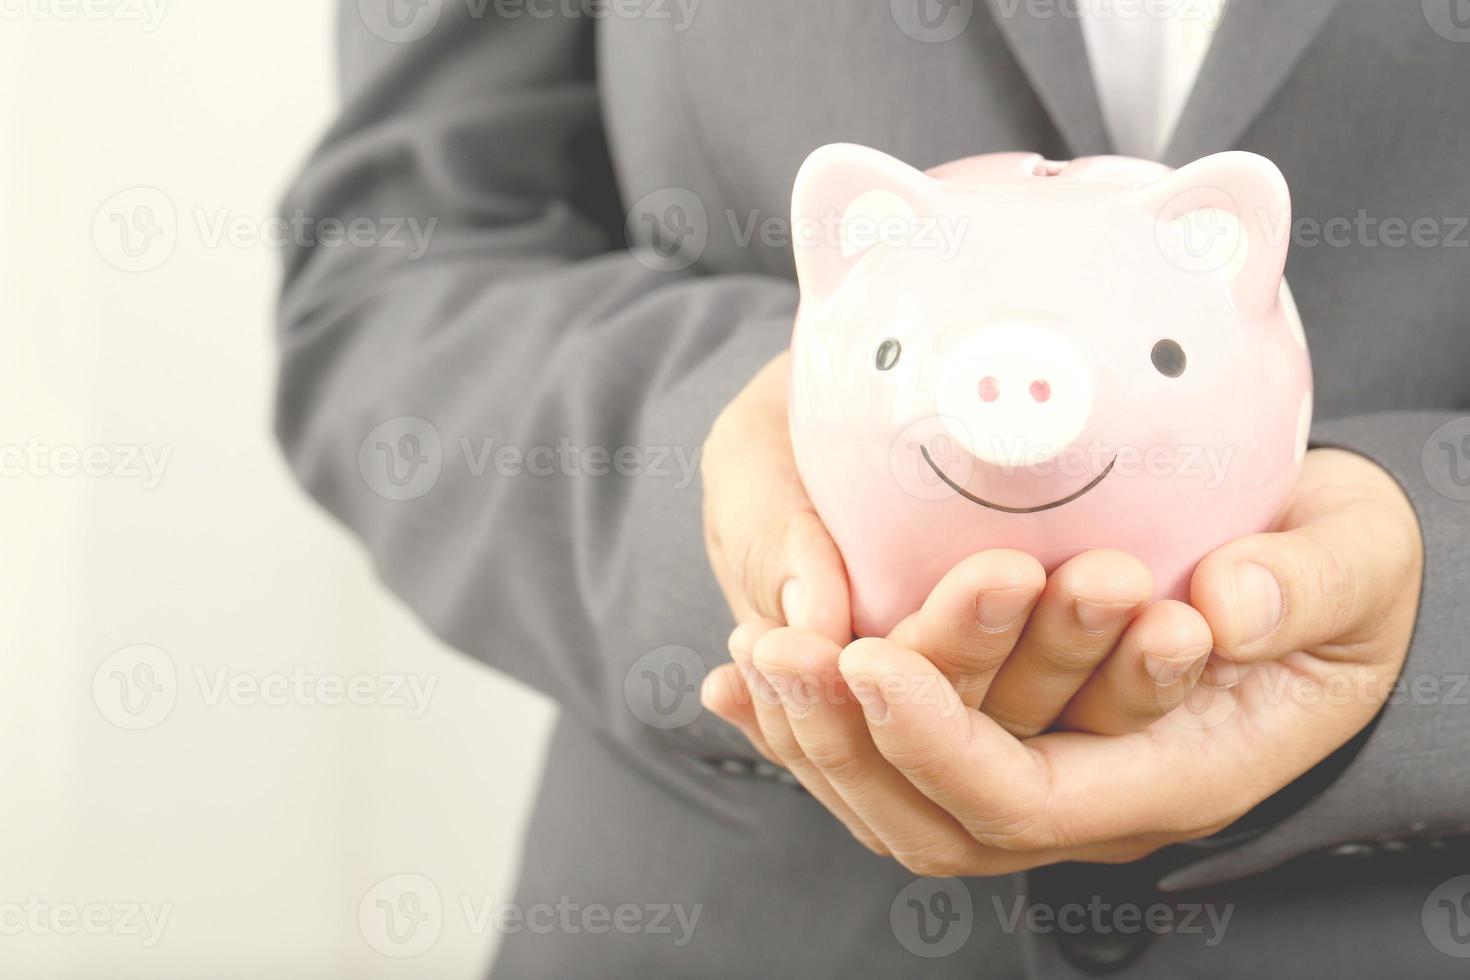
[935,325,1095,468]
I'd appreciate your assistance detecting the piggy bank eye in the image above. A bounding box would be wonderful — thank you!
[1151,339,1187,378]
[875,338,902,371]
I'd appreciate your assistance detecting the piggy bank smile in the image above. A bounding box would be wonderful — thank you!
[919,445,1118,515]
[787,144,1313,636]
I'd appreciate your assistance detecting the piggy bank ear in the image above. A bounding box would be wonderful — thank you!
[1144,152,1292,318]
[791,143,939,304]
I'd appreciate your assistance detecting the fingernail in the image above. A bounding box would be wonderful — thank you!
[768,672,815,715]
[739,663,779,705]
[728,622,761,657]
[699,672,719,708]
[1202,656,1243,690]
[846,675,889,723]
[1075,599,1135,634]
[977,588,1035,631]
[781,578,806,627]
[1146,644,1213,686]
[1233,563,1283,646]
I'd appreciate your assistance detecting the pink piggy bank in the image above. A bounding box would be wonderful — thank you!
[788,144,1313,638]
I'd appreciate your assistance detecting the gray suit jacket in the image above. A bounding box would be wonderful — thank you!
[275,1,1470,975]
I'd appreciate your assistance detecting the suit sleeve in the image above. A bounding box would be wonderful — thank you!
[274,3,794,754]
[1161,411,1470,891]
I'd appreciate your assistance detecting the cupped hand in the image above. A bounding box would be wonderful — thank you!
[703,449,1421,875]
[703,353,1213,742]
[701,350,851,644]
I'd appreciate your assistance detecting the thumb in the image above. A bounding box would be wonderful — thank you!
[1191,510,1392,664]
[732,510,851,646]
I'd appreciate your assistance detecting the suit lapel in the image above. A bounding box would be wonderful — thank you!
[1163,0,1346,165]
[981,0,1112,157]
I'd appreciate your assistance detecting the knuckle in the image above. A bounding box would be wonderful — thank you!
[893,838,969,878]
[980,699,1045,740]
[1110,692,1172,729]
[852,832,891,858]
[963,801,1056,852]
[760,724,804,765]
[934,645,1008,684]
[803,740,872,788]
[750,629,799,673]
[973,819,1051,853]
[1033,643,1108,677]
[727,519,788,612]
[885,741,966,793]
[1157,798,1240,842]
[1094,841,1166,865]
[797,730,856,772]
[1308,542,1361,638]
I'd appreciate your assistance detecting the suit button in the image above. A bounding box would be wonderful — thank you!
[1055,926,1152,975]
[1030,862,1158,976]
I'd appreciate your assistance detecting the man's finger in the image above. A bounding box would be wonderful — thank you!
[887,550,1045,708]
[1191,515,1394,664]
[837,638,1061,850]
[982,550,1152,736]
[1191,448,1421,663]
[751,626,991,869]
[1057,600,1213,735]
[731,625,886,853]
[700,662,779,764]
[703,352,853,646]
[841,637,1266,849]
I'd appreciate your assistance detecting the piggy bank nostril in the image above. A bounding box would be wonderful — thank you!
[1030,379,1052,403]
[978,376,1001,403]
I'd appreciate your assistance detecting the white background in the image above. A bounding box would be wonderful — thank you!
[0,3,556,977]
